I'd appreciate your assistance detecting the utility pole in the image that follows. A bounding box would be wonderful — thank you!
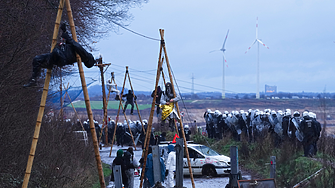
[95,56,111,145]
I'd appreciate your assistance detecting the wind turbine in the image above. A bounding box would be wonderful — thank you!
[245,17,269,99]
[210,29,229,99]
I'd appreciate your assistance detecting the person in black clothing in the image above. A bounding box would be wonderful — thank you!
[116,123,125,147]
[310,112,321,155]
[124,148,136,188]
[184,125,191,141]
[24,23,95,87]
[301,111,319,157]
[282,111,291,141]
[159,132,167,143]
[111,149,128,186]
[151,86,163,116]
[123,90,137,115]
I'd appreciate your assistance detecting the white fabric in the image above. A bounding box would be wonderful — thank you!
[166,151,176,188]
[166,151,176,171]
[166,169,175,188]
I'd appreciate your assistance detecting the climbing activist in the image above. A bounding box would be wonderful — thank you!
[160,82,181,131]
[151,86,163,116]
[122,90,137,115]
[24,23,95,87]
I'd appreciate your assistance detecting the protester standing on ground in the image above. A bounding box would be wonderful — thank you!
[111,149,128,187]
[124,147,139,188]
[166,145,176,188]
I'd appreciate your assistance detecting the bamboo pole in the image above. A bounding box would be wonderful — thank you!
[65,0,105,187]
[139,40,164,188]
[121,104,137,150]
[140,54,164,159]
[22,1,65,187]
[127,72,145,133]
[159,29,196,188]
[160,57,167,86]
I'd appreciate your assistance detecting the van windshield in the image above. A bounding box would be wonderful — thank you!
[192,146,220,156]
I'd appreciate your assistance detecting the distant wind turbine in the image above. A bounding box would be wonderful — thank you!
[210,29,229,99]
[245,17,269,99]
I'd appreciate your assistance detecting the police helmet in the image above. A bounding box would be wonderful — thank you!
[271,110,276,115]
[207,109,212,113]
[224,111,229,115]
[214,110,221,116]
[233,111,239,115]
[240,110,245,114]
[228,114,232,117]
[303,111,309,117]
[184,125,189,129]
[143,119,148,124]
[285,111,291,116]
[222,114,227,118]
[248,109,252,113]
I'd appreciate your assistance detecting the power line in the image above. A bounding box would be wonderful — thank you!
[110,20,160,41]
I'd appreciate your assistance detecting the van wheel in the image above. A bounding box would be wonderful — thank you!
[203,166,217,177]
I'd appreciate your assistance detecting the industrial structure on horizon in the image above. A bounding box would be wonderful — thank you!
[265,84,277,94]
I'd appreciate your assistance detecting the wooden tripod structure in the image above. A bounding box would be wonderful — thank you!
[63,83,85,131]
[109,66,146,156]
[139,29,195,188]
[22,0,106,187]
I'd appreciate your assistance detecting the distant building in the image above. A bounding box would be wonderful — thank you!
[265,85,277,94]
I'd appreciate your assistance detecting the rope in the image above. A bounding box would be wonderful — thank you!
[110,20,160,41]
[168,62,195,128]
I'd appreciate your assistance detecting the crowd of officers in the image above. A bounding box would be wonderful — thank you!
[204,108,322,157]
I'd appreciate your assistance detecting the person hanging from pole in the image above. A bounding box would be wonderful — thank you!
[160,82,180,131]
[24,22,96,87]
[107,78,121,100]
[151,86,163,117]
[122,90,137,115]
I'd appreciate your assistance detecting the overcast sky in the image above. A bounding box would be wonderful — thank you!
[78,0,335,94]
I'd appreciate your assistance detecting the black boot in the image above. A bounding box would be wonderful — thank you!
[23,78,37,87]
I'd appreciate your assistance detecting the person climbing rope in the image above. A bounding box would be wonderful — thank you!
[24,22,96,87]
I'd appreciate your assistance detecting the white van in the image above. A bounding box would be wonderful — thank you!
[159,143,231,176]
